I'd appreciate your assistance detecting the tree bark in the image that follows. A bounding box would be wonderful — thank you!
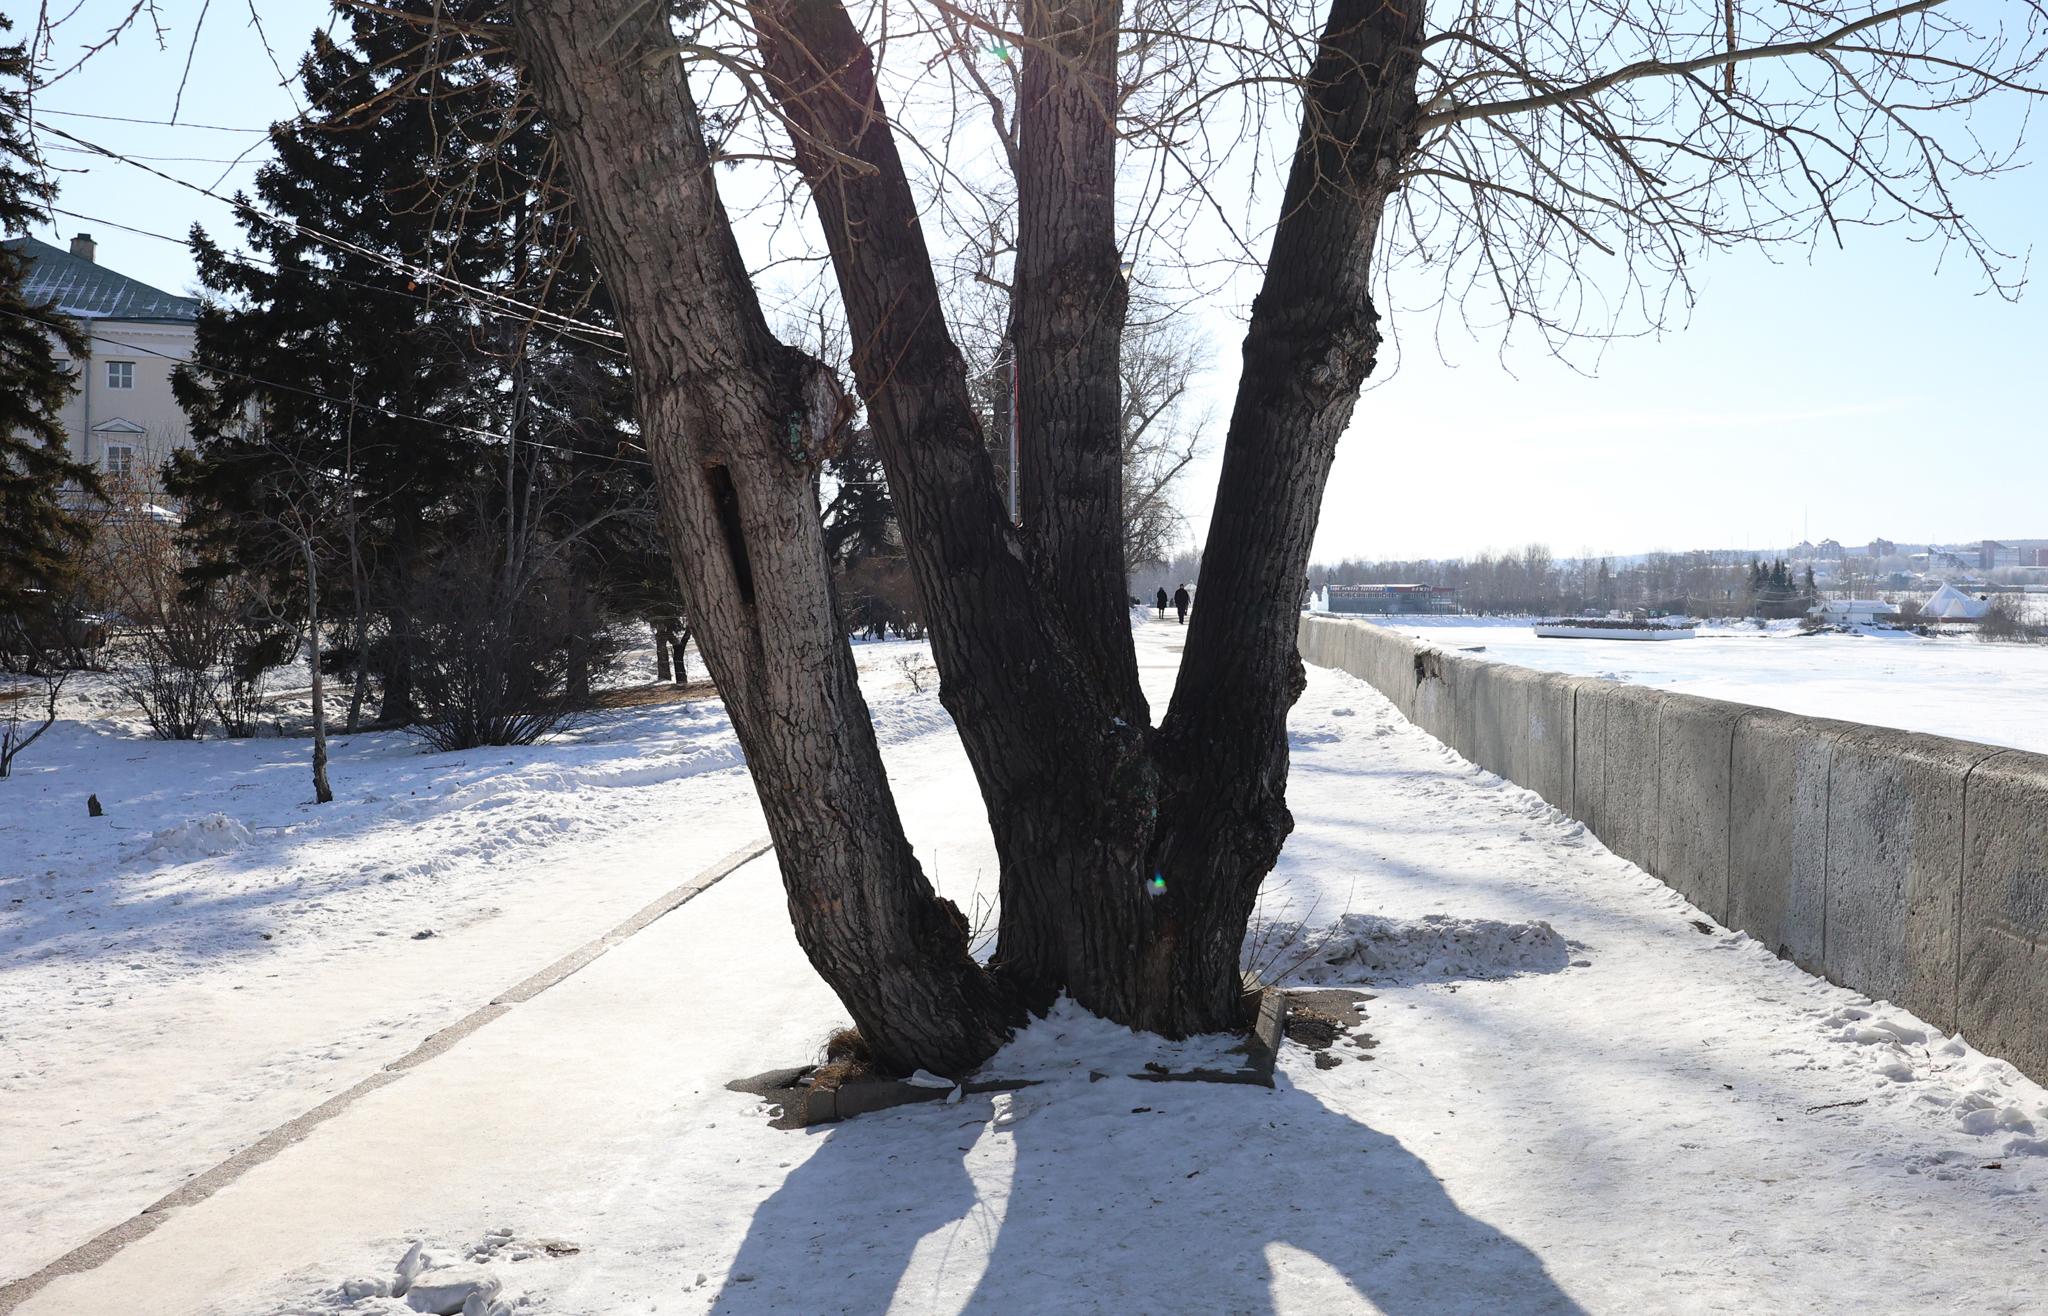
[1011,0,1139,712]
[510,0,1012,1075]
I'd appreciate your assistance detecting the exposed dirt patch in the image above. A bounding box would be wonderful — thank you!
[1281,987,1378,1064]
[1285,1010,1343,1050]
[590,680,719,709]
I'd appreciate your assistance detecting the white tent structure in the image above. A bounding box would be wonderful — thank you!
[1922,582,1991,620]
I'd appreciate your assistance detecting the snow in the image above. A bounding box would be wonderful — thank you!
[0,637,948,1286]
[971,994,1247,1083]
[7,621,2048,1314]
[1369,614,2048,752]
[134,812,253,863]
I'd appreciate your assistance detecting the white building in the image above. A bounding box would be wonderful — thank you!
[6,233,198,485]
[1816,598,1899,626]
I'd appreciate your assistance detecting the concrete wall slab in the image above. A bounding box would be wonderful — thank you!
[1655,696,1745,923]
[1959,749,2048,1077]
[1821,728,1998,1032]
[1593,682,1664,873]
[1727,709,1835,973]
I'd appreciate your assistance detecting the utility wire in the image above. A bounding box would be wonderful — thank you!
[42,204,631,360]
[44,143,265,166]
[32,121,628,345]
[26,107,271,133]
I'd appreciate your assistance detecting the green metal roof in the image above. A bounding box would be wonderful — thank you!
[5,235,198,323]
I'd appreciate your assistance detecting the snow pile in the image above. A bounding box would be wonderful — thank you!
[136,813,252,864]
[1289,912,1569,985]
[288,1235,530,1314]
[1817,1003,2048,1163]
[973,994,1247,1084]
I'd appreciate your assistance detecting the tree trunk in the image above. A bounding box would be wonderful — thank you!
[1010,0,1139,711]
[512,0,1012,1075]
[344,600,370,735]
[654,625,672,683]
[374,608,413,728]
[508,0,1423,1067]
[304,542,333,805]
[1149,0,1424,1019]
[343,407,370,735]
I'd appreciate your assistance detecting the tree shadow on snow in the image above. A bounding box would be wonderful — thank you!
[713,1074,1585,1315]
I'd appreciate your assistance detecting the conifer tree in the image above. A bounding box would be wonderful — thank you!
[0,19,96,653]
[169,3,644,719]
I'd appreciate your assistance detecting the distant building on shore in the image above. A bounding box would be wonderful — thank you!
[1817,598,1900,627]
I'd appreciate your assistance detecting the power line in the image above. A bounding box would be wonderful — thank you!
[44,143,264,166]
[43,205,630,360]
[31,121,628,347]
[27,107,271,134]
[0,306,651,469]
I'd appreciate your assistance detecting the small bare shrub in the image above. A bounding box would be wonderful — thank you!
[118,590,235,740]
[896,653,937,694]
[402,538,623,752]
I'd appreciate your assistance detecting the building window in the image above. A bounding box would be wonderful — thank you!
[105,444,135,481]
[106,360,135,389]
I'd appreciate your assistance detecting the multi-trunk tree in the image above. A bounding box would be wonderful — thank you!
[478,0,2044,1075]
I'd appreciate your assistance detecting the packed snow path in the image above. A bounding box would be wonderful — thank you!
[6,623,2046,1314]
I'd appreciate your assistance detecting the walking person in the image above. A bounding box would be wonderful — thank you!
[1173,584,1190,625]
[1155,587,1169,620]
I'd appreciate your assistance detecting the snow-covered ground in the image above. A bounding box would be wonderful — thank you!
[1363,615,2048,753]
[0,636,943,1290]
[6,622,2047,1314]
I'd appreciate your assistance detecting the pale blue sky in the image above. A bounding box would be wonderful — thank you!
[25,1,2046,563]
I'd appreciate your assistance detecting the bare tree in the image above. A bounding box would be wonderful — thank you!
[1117,310,1210,572]
[0,671,64,781]
[377,0,2041,1075]
[254,457,342,803]
[0,641,68,779]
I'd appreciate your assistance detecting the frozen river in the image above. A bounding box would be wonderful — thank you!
[1357,616,2048,754]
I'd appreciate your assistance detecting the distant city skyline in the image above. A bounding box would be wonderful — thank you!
[21,2,2048,566]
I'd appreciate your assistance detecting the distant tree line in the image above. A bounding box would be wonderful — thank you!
[1313,547,1818,618]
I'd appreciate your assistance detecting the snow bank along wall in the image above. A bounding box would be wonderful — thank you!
[1298,615,2048,1086]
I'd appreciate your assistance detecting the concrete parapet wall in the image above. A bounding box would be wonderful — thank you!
[1958,749,2048,1080]
[1297,614,2048,1086]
